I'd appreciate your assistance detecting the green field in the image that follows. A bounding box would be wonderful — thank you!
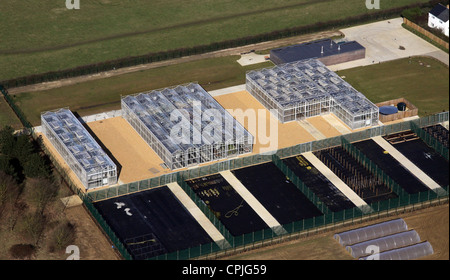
[13,56,273,126]
[0,96,22,129]
[338,56,449,116]
[10,55,449,127]
[0,0,430,80]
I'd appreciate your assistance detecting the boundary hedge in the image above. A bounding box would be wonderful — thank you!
[0,0,444,89]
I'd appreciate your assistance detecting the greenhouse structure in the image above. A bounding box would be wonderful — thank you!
[334,218,408,246]
[358,241,434,260]
[246,59,379,130]
[41,109,118,190]
[121,83,254,170]
[346,230,421,258]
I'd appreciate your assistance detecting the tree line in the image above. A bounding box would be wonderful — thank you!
[0,126,75,259]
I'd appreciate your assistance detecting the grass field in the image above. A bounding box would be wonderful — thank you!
[0,96,21,129]
[0,0,430,80]
[338,56,449,116]
[12,55,449,127]
[13,56,273,126]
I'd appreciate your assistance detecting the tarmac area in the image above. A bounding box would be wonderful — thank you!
[386,135,449,188]
[352,139,429,194]
[313,147,398,205]
[282,155,355,213]
[186,174,269,236]
[328,18,449,72]
[94,186,213,260]
[231,162,323,225]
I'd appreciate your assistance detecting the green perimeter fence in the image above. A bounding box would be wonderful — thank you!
[86,111,449,202]
[77,111,448,260]
[0,85,33,131]
[13,107,445,260]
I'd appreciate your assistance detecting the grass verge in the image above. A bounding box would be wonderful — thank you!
[13,56,273,126]
[338,56,449,116]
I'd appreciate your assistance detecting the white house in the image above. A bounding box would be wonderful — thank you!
[428,3,449,37]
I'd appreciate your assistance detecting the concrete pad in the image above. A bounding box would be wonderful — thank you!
[209,84,246,97]
[302,152,372,214]
[87,117,171,184]
[371,136,445,195]
[237,53,270,66]
[298,120,326,140]
[322,113,352,134]
[219,170,286,235]
[213,90,316,154]
[60,195,83,208]
[166,182,231,249]
[306,115,343,138]
[424,50,449,66]
[328,18,447,71]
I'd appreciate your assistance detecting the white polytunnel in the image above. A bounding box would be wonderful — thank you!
[359,241,434,260]
[333,218,408,247]
[345,230,421,258]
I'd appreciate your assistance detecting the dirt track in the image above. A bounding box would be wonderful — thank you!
[8,30,342,95]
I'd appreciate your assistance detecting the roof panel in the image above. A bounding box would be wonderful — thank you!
[41,109,116,175]
[247,59,378,115]
[270,38,365,65]
[121,83,253,154]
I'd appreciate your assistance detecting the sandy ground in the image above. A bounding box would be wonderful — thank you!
[304,115,344,139]
[86,117,172,184]
[64,205,121,260]
[214,90,316,154]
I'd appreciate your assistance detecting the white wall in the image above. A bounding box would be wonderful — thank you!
[428,13,449,37]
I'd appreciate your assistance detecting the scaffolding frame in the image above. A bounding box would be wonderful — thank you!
[121,83,253,170]
[246,59,379,130]
[41,108,117,190]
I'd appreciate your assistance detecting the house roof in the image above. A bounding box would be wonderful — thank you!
[430,3,449,22]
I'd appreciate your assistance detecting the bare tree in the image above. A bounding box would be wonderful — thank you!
[17,211,46,245]
[49,221,76,252]
[25,177,59,212]
[0,171,20,208]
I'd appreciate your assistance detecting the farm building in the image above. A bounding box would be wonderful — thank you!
[270,38,366,66]
[41,109,117,190]
[246,58,379,130]
[121,83,253,170]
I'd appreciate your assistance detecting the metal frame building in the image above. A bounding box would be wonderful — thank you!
[41,109,117,190]
[270,38,366,66]
[246,59,379,130]
[121,83,253,170]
